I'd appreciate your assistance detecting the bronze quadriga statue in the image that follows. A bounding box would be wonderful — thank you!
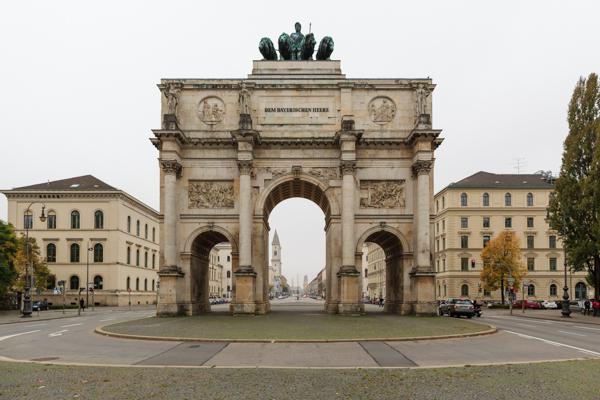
[259,22,334,61]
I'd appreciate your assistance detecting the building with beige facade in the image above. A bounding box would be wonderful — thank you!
[434,171,590,302]
[364,242,386,301]
[208,242,232,299]
[2,175,160,306]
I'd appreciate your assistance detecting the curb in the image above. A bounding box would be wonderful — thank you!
[94,324,497,343]
[509,313,600,326]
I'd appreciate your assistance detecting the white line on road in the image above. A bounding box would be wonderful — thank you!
[0,330,41,342]
[505,330,600,357]
[48,330,68,337]
[99,318,115,322]
[485,316,555,324]
[18,323,48,328]
[572,325,600,331]
[557,330,587,337]
[60,323,83,328]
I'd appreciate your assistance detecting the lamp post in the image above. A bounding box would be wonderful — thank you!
[22,203,46,318]
[85,242,93,309]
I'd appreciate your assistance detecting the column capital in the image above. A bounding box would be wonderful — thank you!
[237,160,253,175]
[160,159,182,177]
[411,160,433,177]
[340,160,356,176]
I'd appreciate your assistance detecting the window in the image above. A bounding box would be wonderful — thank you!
[436,200,439,213]
[126,277,131,290]
[46,243,56,263]
[505,193,512,206]
[70,243,80,263]
[549,284,557,297]
[575,282,587,300]
[136,220,140,236]
[144,278,148,291]
[443,285,447,297]
[527,192,534,207]
[70,275,79,290]
[527,258,535,271]
[136,278,140,291]
[460,193,468,207]
[94,210,104,229]
[145,224,148,239]
[460,235,468,249]
[94,275,103,290]
[47,212,56,229]
[483,217,490,228]
[227,255,231,262]
[482,193,489,207]
[527,217,534,228]
[460,217,468,229]
[505,217,512,228]
[527,235,534,249]
[461,257,469,271]
[144,251,148,268]
[127,247,131,264]
[71,211,80,229]
[227,271,231,278]
[93,243,103,263]
[152,227,156,242]
[483,235,490,247]
[127,216,131,233]
[152,253,155,269]
[443,258,446,271]
[549,236,556,249]
[152,279,156,291]
[24,212,33,229]
[483,289,491,297]
[136,249,140,266]
[549,257,557,271]
[527,284,535,296]
[461,284,469,297]
[442,197,445,208]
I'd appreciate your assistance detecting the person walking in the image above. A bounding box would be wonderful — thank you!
[378,296,384,308]
[584,299,591,316]
[592,299,600,317]
[79,298,85,312]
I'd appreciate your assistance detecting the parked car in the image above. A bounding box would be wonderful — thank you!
[439,299,475,318]
[32,300,48,311]
[513,300,541,309]
[541,300,558,309]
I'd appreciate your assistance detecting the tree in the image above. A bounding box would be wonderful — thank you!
[548,73,600,300]
[480,231,526,304]
[0,220,18,296]
[12,235,52,292]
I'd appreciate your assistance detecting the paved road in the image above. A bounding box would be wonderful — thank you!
[0,302,598,368]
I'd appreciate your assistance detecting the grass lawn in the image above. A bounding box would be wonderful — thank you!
[2,359,600,399]
[101,311,491,340]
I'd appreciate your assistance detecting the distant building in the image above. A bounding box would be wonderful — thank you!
[2,175,160,306]
[269,230,282,296]
[364,243,386,300]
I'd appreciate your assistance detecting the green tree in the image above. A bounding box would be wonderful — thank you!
[12,235,52,292]
[0,220,18,296]
[480,231,527,304]
[548,73,600,300]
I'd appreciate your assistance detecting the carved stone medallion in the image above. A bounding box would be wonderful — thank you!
[188,181,234,208]
[197,96,225,125]
[360,180,406,209]
[368,96,396,125]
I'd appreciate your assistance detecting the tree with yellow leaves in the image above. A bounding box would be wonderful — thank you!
[480,231,527,304]
[12,235,52,293]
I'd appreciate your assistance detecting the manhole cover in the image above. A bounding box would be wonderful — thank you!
[31,357,59,362]
[188,345,200,349]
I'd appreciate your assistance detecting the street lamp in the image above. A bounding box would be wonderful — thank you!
[22,203,46,318]
[85,242,93,309]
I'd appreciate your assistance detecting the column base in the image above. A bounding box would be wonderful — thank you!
[337,267,364,315]
[156,266,184,316]
[410,269,437,316]
[231,269,256,315]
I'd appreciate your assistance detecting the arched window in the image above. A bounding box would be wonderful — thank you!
[127,216,131,233]
[575,282,587,300]
[136,249,140,266]
[152,227,156,242]
[94,210,104,229]
[152,279,155,291]
[526,192,534,207]
[93,243,103,263]
[70,243,80,263]
[126,277,131,290]
[549,284,557,297]
[460,193,468,207]
[47,211,56,229]
[152,253,155,269]
[70,275,79,290]
[144,251,148,268]
[46,243,56,263]
[23,211,33,230]
[127,246,131,264]
[135,278,140,291]
[527,284,535,296]
[482,193,489,207]
[136,220,140,236]
[504,193,512,207]
[71,211,80,229]
[461,284,469,297]
[144,278,148,291]
[93,275,103,290]
[144,224,148,239]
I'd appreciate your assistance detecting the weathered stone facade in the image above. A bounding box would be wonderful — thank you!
[153,60,442,316]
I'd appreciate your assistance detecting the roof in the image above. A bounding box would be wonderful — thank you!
[272,230,280,246]
[12,175,118,191]
[446,171,554,190]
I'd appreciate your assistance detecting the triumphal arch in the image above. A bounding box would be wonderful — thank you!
[152,26,442,316]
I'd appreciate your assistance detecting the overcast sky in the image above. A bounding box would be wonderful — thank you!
[1,1,598,282]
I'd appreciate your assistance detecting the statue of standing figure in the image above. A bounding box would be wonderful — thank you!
[415,84,431,116]
[163,83,182,115]
[239,82,251,115]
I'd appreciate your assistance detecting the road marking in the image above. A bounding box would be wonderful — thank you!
[48,330,68,337]
[485,316,555,324]
[0,330,40,342]
[99,318,115,322]
[573,325,600,331]
[19,323,48,328]
[60,323,83,328]
[557,330,586,337]
[504,330,600,357]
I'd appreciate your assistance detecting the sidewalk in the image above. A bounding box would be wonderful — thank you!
[0,305,155,325]
[493,308,600,325]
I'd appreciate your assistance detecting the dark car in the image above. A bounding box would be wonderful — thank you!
[32,300,49,311]
[439,299,475,318]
